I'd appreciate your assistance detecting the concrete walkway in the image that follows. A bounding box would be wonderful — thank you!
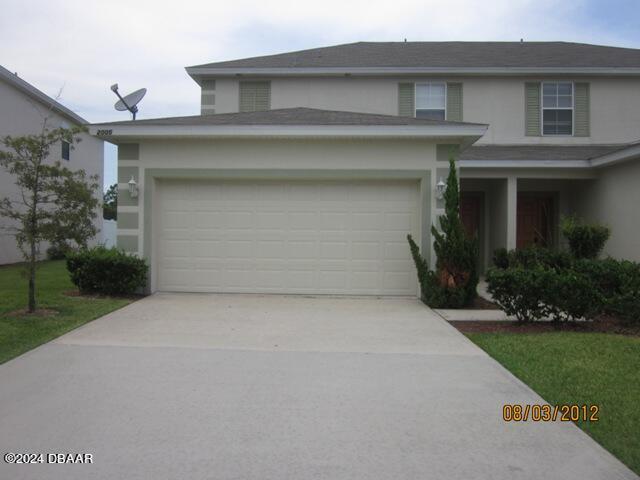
[0,294,636,480]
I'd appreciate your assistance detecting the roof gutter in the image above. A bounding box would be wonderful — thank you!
[186,66,640,81]
[459,159,592,168]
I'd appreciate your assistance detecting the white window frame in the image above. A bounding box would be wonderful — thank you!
[415,82,447,120]
[541,81,575,136]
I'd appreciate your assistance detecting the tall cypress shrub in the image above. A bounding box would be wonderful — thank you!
[408,154,479,308]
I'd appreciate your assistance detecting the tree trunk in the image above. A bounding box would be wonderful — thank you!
[28,239,36,313]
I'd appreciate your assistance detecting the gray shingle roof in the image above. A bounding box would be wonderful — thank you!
[459,144,632,162]
[94,107,486,127]
[189,42,640,70]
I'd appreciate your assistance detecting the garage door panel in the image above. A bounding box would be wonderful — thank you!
[157,179,420,295]
[384,212,416,231]
[191,241,223,258]
[384,241,414,259]
[319,212,349,230]
[287,212,317,230]
[319,241,348,259]
[352,242,381,260]
[256,212,289,229]
[384,271,414,290]
[256,240,288,259]
[162,240,192,258]
[288,241,318,258]
[318,270,347,288]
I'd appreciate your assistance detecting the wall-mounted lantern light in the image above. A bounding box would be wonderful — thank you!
[436,177,447,200]
[128,176,139,198]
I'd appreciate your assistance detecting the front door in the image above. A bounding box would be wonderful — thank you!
[460,192,481,239]
[516,194,554,249]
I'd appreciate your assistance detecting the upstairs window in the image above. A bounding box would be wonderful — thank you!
[542,82,573,135]
[415,83,446,120]
[61,140,70,161]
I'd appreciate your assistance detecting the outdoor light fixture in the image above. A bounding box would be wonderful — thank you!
[436,177,447,200]
[128,176,139,198]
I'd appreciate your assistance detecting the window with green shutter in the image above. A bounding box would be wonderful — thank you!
[398,83,415,117]
[399,82,463,120]
[525,82,541,136]
[574,83,590,137]
[446,83,463,121]
[239,81,271,112]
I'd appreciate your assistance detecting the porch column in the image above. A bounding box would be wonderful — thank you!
[506,176,518,250]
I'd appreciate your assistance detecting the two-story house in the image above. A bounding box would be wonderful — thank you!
[92,41,640,295]
[0,65,104,264]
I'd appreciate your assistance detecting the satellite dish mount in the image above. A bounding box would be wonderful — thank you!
[111,84,146,120]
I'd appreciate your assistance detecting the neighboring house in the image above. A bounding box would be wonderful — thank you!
[0,65,104,265]
[91,41,640,295]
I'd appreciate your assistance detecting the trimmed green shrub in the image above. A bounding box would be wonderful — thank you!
[487,266,602,322]
[66,246,147,295]
[608,292,640,325]
[561,215,611,259]
[573,258,640,324]
[486,267,554,322]
[492,246,573,271]
[543,270,602,322]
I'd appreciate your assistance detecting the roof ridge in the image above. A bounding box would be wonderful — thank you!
[186,41,640,72]
[92,106,487,127]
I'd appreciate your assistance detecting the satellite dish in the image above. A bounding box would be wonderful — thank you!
[110,84,146,120]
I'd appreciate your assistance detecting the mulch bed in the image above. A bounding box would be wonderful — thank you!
[450,315,640,337]
[63,290,145,300]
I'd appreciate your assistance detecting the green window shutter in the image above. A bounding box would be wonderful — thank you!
[446,83,463,121]
[239,81,271,112]
[574,83,590,137]
[525,82,541,136]
[398,83,415,117]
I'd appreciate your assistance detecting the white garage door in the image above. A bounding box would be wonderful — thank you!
[156,179,420,295]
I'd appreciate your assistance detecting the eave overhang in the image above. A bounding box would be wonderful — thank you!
[186,66,640,83]
[89,123,488,148]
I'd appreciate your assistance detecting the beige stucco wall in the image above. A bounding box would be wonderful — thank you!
[137,137,436,171]
[211,76,640,145]
[572,159,640,261]
[0,79,104,264]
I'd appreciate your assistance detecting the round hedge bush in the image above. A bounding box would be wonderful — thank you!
[66,246,147,295]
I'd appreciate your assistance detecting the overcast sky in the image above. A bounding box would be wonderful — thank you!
[2,0,639,187]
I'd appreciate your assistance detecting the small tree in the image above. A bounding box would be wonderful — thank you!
[408,153,479,308]
[103,184,118,220]
[0,123,100,313]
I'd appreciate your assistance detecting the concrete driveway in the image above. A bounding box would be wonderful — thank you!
[0,294,636,480]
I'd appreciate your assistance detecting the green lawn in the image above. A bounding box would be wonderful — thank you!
[0,260,135,364]
[467,331,640,475]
